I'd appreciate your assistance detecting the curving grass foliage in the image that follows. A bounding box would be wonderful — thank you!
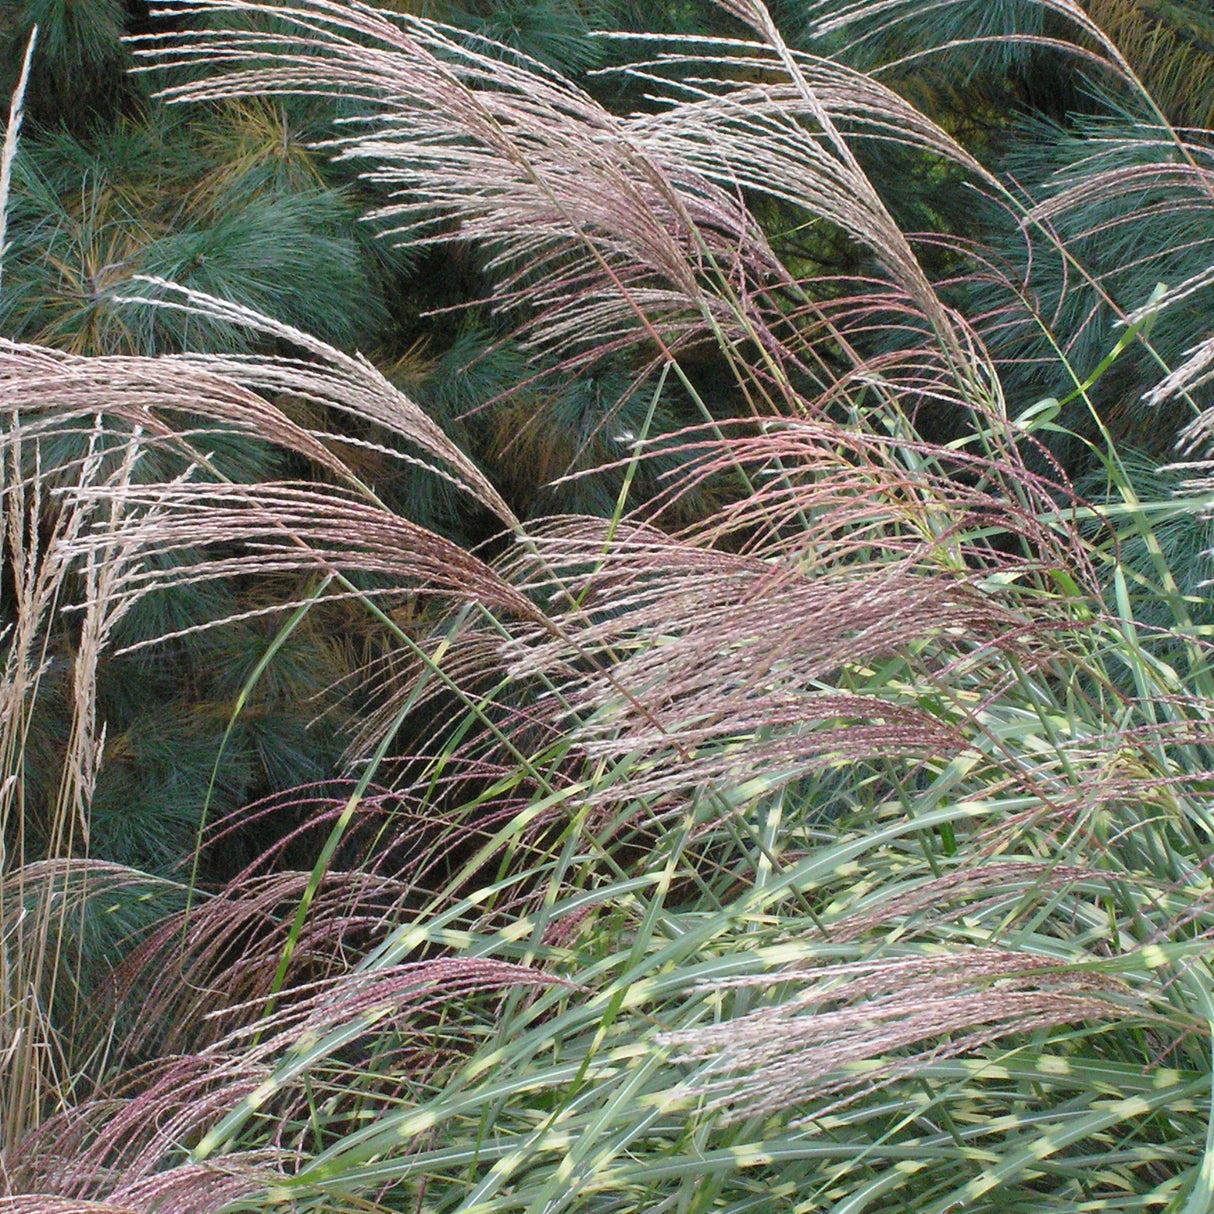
[3,0,1214,1211]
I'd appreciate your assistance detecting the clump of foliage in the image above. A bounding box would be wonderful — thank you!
[4,1,1214,1212]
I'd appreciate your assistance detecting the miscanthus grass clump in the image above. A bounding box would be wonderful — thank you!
[4,1,1214,1210]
